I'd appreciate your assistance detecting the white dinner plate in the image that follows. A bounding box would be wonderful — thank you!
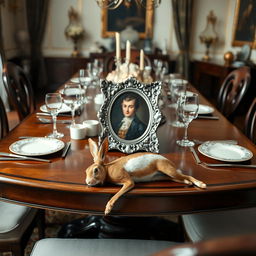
[40,104,72,113]
[184,104,214,115]
[70,77,92,84]
[9,137,65,156]
[197,104,214,115]
[198,141,253,162]
[59,88,86,95]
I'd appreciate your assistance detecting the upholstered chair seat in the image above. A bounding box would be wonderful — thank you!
[29,238,177,256]
[182,208,256,242]
[0,202,30,233]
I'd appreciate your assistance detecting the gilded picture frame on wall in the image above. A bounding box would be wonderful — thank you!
[98,78,162,153]
[101,0,154,39]
[232,0,256,48]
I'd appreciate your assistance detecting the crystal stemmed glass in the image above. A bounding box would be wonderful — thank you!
[62,82,82,126]
[176,92,199,147]
[78,69,89,103]
[45,93,64,138]
[168,79,188,127]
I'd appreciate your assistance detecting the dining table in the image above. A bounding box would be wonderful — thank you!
[0,76,256,225]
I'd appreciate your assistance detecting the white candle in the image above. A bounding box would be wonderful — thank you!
[126,40,131,63]
[115,32,121,60]
[139,49,144,70]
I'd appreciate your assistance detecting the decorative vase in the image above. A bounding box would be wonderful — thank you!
[65,7,84,57]
[199,10,218,61]
[71,38,79,57]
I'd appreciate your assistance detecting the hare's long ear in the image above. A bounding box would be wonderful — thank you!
[88,138,99,160]
[98,137,109,162]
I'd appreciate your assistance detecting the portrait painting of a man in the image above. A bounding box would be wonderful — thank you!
[232,0,256,47]
[111,92,149,141]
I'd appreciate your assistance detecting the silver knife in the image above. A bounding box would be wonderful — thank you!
[194,139,238,145]
[0,152,51,163]
[61,142,71,158]
[190,147,202,164]
[36,112,71,117]
[37,118,71,124]
[197,116,219,120]
[0,157,45,161]
[203,163,256,169]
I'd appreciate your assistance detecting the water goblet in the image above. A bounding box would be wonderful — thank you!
[168,79,188,127]
[62,82,82,126]
[45,93,64,138]
[78,69,90,103]
[176,92,199,147]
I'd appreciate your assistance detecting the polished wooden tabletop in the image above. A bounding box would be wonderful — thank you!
[0,81,256,216]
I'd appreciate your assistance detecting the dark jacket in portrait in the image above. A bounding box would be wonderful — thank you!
[112,115,147,140]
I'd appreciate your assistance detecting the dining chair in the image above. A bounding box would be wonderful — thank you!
[181,207,256,242]
[29,233,256,256]
[0,95,45,256]
[2,61,36,122]
[0,95,9,138]
[151,233,256,256]
[217,66,251,122]
[29,238,176,256]
[0,203,45,256]
[244,97,256,144]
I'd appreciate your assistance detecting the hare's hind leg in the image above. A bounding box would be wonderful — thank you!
[159,162,206,188]
[172,171,206,188]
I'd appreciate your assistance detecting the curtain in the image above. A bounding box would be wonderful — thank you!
[26,0,49,89]
[172,0,193,80]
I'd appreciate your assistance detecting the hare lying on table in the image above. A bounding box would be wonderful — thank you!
[85,138,206,215]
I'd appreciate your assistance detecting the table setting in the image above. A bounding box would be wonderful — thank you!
[190,140,256,168]
[0,31,256,217]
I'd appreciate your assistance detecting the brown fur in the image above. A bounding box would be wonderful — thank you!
[85,138,206,215]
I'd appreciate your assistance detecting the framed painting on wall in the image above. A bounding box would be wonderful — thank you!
[232,0,256,48]
[101,0,154,39]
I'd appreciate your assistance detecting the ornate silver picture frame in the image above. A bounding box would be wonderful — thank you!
[98,77,162,153]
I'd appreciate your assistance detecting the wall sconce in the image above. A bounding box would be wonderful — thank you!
[199,10,218,61]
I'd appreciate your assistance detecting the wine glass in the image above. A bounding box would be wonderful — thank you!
[78,69,89,103]
[176,92,199,147]
[62,82,82,126]
[168,79,188,127]
[45,93,64,138]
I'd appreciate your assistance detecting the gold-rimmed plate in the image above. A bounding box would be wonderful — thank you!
[9,138,65,156]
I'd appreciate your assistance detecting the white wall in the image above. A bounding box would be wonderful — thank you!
[2,0,256,63]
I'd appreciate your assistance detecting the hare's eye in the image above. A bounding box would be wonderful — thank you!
[93,168,99,176]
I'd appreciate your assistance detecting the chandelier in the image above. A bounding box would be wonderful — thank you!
[95,0,161,10]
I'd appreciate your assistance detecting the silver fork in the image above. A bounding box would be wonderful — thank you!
[37,117,71,124]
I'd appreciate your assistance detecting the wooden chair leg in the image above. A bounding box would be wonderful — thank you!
[37,210,45,239]
[12,245,24,256]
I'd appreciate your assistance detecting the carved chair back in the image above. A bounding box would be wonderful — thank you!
[217,66,251,121]
[0,96,9,139]
[245,97,256,144]
[2,62,35,121]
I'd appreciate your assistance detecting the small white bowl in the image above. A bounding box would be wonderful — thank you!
[83,120,99,137]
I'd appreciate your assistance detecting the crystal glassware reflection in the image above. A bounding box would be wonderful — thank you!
[45,93,64,138]
[176,92,199,147]
[168,79,188,127]
[62,82,82,126]
[78,69,90,103]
